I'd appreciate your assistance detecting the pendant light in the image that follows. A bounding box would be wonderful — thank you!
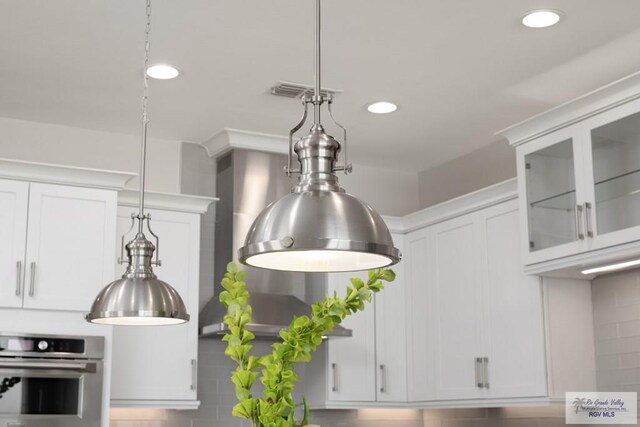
[238,0,401,272]
[86,0,189,326]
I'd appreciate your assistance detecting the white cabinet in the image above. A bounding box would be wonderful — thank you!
[0,179,29,308]
[326,270,377,403]
[498,73,640,275]
[110,192,213,409]
[478,201,546,399]
[374,233,407,402]
[0,179,117,311]
[425,211,485,401]
[407,198,547,404]
[307,233,408,407]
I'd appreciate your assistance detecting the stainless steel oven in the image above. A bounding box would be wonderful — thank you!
[0,333,104,427]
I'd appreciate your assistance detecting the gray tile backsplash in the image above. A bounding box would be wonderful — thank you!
[592,268,640,395]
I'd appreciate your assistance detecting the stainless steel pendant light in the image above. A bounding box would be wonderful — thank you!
[86,0,189,326]
[238,0,401,272]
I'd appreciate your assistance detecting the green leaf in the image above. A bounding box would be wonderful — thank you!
[382,269,396,282]
[231,398,254,419]
[227,262,238,273]
[350,277,366,290]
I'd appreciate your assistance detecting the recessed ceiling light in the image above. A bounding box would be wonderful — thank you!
[146,64,180,80]
[367,101,398,114]
[522,10,562,28]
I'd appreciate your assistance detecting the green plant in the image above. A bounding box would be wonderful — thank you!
[219,262,396,427]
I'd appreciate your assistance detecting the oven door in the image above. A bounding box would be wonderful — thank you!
[0,359,103,427]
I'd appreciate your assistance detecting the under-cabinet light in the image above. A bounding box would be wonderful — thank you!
[581,258,640,275]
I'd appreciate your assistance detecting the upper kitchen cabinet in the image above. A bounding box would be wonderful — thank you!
[0,159,132,311]
[0,179,29,308]
[405,181,547,406]
[110,190,214,409]
[498,72,640,276]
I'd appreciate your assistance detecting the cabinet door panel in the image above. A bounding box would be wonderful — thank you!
[582,100,640,250]
[517,126,589,266]
[375,233,407,402]
[429,213,484,400]
[479,201,547,398]
[0,179,29,308]
[405,228,434,401]
[23,183,116,311]
[111,208,199,402]
[327,271,376,402]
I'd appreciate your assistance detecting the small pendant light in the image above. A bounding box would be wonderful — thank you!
[238,0,401,272]
[86,0,189,326]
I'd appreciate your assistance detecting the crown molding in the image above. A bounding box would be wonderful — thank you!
[0,158,135,190]
[201,128,289,158]
[383,178,518,234]
[497,70,640,147]
[118,190,217,214]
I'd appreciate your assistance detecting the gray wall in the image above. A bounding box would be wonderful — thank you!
[418,140,515,209]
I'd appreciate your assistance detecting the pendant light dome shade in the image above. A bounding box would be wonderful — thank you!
[86,277,189,325]
[86,233,189,325]
[239,190,400,272]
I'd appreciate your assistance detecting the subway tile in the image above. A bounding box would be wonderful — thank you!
[595,336,640,356]
[596,354,620,371]
[593,303,640,325]
[617,320,640,338]
[594,323,618,340]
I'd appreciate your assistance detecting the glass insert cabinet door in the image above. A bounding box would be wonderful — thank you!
[590,110,640,237]
[524,137,581,252]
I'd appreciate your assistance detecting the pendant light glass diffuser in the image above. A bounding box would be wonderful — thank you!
[238,0,401,272]
[86,0,189,326]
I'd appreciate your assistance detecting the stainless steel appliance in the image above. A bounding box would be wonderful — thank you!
[0,333,104,427]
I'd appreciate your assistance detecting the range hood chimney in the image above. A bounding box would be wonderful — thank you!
[198,149,351,338]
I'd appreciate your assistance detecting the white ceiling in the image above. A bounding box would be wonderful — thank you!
[2,0,640,171]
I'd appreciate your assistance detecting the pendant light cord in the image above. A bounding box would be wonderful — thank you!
[313,0,321,125]
[138,0,152,233]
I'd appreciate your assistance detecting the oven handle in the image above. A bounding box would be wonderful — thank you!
[0,360,97,373]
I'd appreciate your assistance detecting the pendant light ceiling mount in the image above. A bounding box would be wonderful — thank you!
[86,0,189,326]
[238,0,401,273]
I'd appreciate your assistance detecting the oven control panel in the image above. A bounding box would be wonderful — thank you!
[0,335,86,355]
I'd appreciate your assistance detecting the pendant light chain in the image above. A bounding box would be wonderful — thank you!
[138,0,152,231]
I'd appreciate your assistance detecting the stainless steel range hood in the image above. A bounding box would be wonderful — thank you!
[198,149,351,338]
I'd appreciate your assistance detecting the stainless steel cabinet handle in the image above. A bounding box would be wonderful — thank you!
[482,357,490,389]
[575,204,585,240]
[15,261,22,296]
[475,357,483,388]
[379,364,386,393]
[331,363,337,392]
[585,202,594,238]
[191,359,197,391]
[28,262,36,297]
